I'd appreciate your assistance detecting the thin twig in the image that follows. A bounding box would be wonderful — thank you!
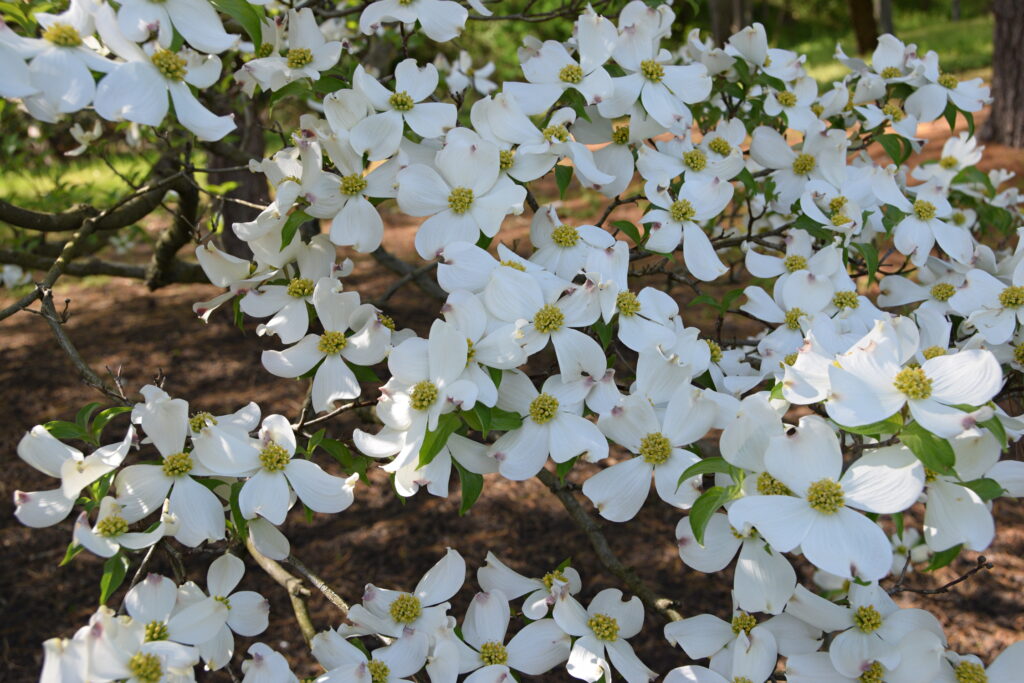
[245,537,317,645]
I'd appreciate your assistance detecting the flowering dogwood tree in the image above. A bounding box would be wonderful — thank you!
[3,0,1024,681]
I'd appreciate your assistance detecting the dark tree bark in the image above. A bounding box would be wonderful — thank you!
[981,0,1024,147]
[877,0,894,34]
[848,0,879,53]
[951,0,961,21]
[209,101,269,258]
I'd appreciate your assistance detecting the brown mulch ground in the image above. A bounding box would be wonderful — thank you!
[1,109,1022,681]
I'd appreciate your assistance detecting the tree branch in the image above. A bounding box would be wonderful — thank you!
[245,536,317,645]
[371,246,446,301]
[536,469,683,621]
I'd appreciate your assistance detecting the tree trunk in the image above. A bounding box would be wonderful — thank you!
[951,0,961,21]
[877,0,894,34]
[848,0,879,53]
[210,103,269,258]
[708,0,735,46]
[981,0,1024,147]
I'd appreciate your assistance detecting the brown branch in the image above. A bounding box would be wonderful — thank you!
[888,555,994,596]
[145,177,200,290]
[245,536,317,645]
[373,261,438,306]
[536,469,683,622]
[286,554,351,618]
[0,249,206,284]
[371,246,446,301]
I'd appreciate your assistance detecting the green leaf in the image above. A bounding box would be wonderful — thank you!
[678,456,733,485]
[229,481,248,539]
[839,412,903,436]
[319,438,368,481]
[852,241,880,284]
[454,460,484,515]
[951,166,995,196]
[688,485,739,545]
[306,429,326,457]
[99,553,130,604]
[980,415,1008,449]
[556,456,577,481]
[963,109,975,137]
[769,382,785,400]
[465,404,492,438]
[44,420,92,442]
[737,168,756,193]
[487,367,503,388]
[900,422,956,476]
[209,0,262,46]
[611,220,643,245]
[960,477,1005,501]
[92,406,132,439]
[893,511,904,539]
[489,407,523,432]
[876,133,910,166]
[942,101,958,133]
[555,165,573,199]
[560,87,592,122]
[591,317,612,350]
[280,210,311,250]
[76,402,102,429]
[59,541,84,567]
[418,413,461,468]
[348,361,381,384]
[924,543,962,572]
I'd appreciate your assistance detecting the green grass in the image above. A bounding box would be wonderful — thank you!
[794,14,993,86]
[1,154,157,211]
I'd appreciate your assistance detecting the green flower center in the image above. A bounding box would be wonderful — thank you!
[541,569,567,591]
[756,471,792,496]
[639,432,671,465]
[499,149,515,170]
[854,605,883,633]
[389,91,415,111]
[939,156,959,170]
[500,259,525,271]
[893,366,932,399]
[640,59,664,82]
[954,661,988,683]
[588,613,620,641]
[367,660,389,683]
[670,199,696,223]
[705,339,723,363]
[683,149,707,171]
[913,199,937,221]
[938,73,959,89]
[286,47,313,69]
[162,452,193,477]
[559,64,583,84]
[880,66,901,79]
[389,593,422,624]
[952,212,966,225]
[96,515,129,537]
[832,291,859,309]
[922,346,946,359]
[999,286,1024,308]
[410,380,439,411]
[882,102,906,121]
[783,254,808,272]
[859,661,884,683]
[260,442,291,472]
[189,412,217,432]
[731,611,757,635]
[784,308,805,330]
[340,174,367,196]
[529,393,559,424]
[708,137,732,155]
[151,49,187,81]
[616,291,641,317]
[930,283,955,301]
[287,277,314,298]
[783,352,798,366]
[792,153,816,175]
[1014,344,1024,366]
[43,23,82,47]
[447,186,474,214]
[144,620,169,642]
[811,103,824,116]
[551,224,580,247]
[378,313,396,330]
[214,594,231,609]
[255,43,274,58]
[534,304,564,333]
[806,478,845,514]
[612,126,630,145]
[733,678,754,683]
[542,125,570,143]
[318,330,348,355]
[128,652,163,683]
[776,91,797,107]
[479,641,509,666]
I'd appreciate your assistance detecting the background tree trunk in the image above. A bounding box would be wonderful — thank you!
[876,0,894,34]
[708,0,735,46]
[210,103,269,258]
[981,0,1024,147]
[951,0,961,21]
[848,0,879,53]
